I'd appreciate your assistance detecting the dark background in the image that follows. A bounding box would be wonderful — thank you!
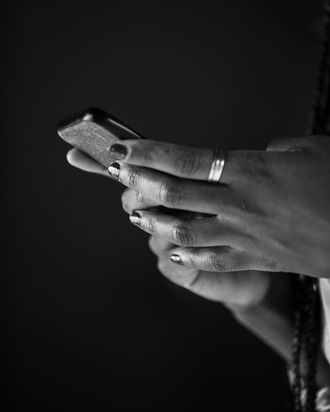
[2,0,324,410]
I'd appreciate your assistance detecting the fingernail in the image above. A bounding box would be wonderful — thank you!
[110,143,127,159]
[170,254,183,265]
[129,211,141,227]
[137,192,144,202]
[108,162,120,180]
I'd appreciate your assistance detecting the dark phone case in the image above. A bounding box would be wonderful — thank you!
[57,107,144,168]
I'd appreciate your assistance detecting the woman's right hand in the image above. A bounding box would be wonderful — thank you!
[66,148,291,313]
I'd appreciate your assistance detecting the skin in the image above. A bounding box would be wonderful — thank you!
[68,135,330,279]
[67,145,280,310]
[66,135,330,386]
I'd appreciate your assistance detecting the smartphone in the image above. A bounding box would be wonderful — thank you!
[57,107,144,168]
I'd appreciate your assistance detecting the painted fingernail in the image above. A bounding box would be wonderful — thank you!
[108,162,120,180]
[129,211,141,227]
[137,192,144,202]
[110,143,127,159]
[170,254,183,265]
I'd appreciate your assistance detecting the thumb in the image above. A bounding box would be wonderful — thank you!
[67,148,108,176]
[266,136,313,152]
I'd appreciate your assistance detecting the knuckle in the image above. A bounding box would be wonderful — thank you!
[132,140,155,163]
[137,192,144,202]
[206,253,231,272]
[173,223,195,247]
[251,153,271,180]
[175,151,199,176]
[132,140,157,163]
[146,217,156,233]
[158,181,182,207]
[241,152,272,185]
[141,141,156,162]
[231,193,266,219]
[236,196,254,215]
[127,139,150,161]
[125,167,140,187]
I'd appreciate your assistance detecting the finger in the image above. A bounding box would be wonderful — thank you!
[155,254,267,305]
[108,162,239,215]
[182,269,270,305]
[121,189,211,218]
[168,246,259,272]
[108,139,271,184]
[156,255,201,290]
[148,236,176,257]
[128,209,245,248]
[121,189,159,215]
[67,148,108,176]
[266,136,313,152]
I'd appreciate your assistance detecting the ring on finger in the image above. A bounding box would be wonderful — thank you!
[207,149,226,183]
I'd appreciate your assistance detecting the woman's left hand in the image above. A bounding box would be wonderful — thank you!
[68,134,330,278]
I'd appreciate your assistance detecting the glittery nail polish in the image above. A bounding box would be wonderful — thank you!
[170,254,183,265]
[137,192,144,202]
[129,211,141,227]
[108,162,120,180]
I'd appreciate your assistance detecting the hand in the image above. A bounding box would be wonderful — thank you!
[120,186,282,311]
[70,135,330,278]
[66,148,291,312]
[149,235,284,311]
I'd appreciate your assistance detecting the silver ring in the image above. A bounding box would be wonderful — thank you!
[207,149,226,183]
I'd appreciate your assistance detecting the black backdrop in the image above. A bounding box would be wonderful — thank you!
[2,1,323,411]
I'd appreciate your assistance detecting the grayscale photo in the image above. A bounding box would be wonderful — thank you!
[2,1,330,411]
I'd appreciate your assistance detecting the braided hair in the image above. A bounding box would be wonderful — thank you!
[291,1,330,411]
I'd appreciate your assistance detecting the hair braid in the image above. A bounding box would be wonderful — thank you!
[291,278,305,412]
[291,1,330,411]
[301,279,320,412]
[307,0,330,135]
